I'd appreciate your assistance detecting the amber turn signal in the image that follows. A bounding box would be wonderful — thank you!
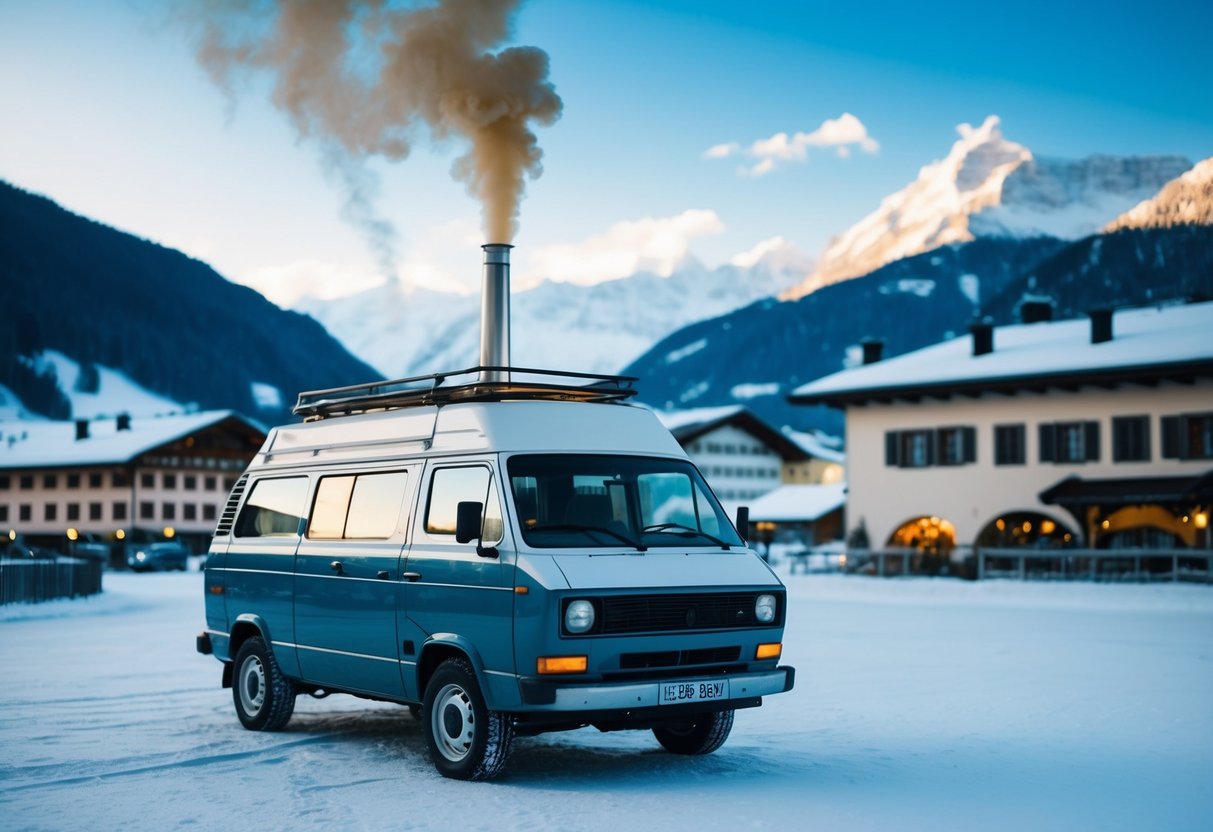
[537,655,587,674]
[755,643,782,660]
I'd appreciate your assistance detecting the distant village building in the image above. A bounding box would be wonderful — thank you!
[0,411,265,557]
[654,406,847,545]
[790,302,1213,560]
[746,482,847,552]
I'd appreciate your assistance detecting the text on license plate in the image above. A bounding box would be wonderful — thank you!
[659,679,730,705]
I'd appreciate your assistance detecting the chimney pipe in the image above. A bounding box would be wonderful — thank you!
[116,413,132,431]
[75,419,89,441]
[479,244,512,383]
[1089,308,1113,344]
[1020,299,1053,324]
[970,321,994,357]
[861,339,884,365]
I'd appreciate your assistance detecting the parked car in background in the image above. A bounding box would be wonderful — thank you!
[69,532,111,563]
[127,541,190,572]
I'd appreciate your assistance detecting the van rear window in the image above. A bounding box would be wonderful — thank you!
[234,477,308,538]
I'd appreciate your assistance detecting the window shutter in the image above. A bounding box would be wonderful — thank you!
[963,427,976,463]
[1161,416,1180,459]
[1084,421,1100,462]
[885,431,900,467]
[1039,423,1056,463]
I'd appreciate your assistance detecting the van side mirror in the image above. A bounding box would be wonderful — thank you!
[455,501,483,544]
[735,506,750,544]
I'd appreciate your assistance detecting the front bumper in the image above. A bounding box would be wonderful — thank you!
[518,665,794,711]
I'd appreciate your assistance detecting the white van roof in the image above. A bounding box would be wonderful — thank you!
[252,400,686,469]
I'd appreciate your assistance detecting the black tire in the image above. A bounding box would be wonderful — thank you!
[422,657,513,780]
[653,710,735,755]
[232,636,296,731]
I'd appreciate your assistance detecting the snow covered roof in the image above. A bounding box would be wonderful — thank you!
[781,428,846,464]
[653,405,808,461]
[747,483,847,522]
[0,411,263,469]
[791,301,1213,407]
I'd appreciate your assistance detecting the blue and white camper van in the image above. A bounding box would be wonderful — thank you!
[197,247,793,781]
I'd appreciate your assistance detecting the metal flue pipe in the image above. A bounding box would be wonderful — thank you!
[479,243,512,383]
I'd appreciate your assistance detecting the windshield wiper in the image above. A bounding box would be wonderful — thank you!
[526,523,647,551]
[642,523,732,550]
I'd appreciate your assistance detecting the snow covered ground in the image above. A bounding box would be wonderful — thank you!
[2,571,1211,831]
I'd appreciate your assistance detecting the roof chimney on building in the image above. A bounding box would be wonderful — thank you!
[75,419,89,441]
[1089,307,1114,344]
[116,413,132,431]
[1020,299,1053,324]
[861,339,884,365]
[970,321,994,357]
[479,244,512,384]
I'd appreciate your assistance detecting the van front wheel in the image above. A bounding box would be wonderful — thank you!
[653,709,734,755]
[422,657,513,780]
[232,636,296,731]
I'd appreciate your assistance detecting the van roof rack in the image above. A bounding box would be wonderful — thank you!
[294,366,639,420]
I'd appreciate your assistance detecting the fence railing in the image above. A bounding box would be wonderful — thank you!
[837,547,1213,583]
[0,557,104,605]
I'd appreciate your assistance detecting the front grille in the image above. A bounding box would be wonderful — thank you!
[598,592,772,635]
[619,646,741,670]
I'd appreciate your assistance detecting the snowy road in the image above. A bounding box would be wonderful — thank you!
[2,572,1211,831]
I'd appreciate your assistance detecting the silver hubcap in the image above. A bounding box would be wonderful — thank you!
[239,654,266,716]
[431,683,475,763]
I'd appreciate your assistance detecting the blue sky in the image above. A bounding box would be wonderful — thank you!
[1,0,1210,304]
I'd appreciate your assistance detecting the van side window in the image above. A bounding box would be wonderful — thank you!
[308,471,409,540]
[234,477,308,538]
[425,466,502,543]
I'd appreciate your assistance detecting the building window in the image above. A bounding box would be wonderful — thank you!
[164,474,177,490]
[114,502,128,521]
[141,473,154,489]
[885,430,934,468]
[0,505,7,523]
[20,504,32,522]
[205,476,217,491]
[184,475,197,491]
[1162,413,1213,460]
[113,472,129,488]
[20,475,34,490]
[67,473,81,488]
[67,503,80,521]
[936,427,976,466]
[89,503,103,521]
[203,504,217,521]
[994,424,1026,466]
[1112,415,1151,463]
[184,504,197,521]
[43,474,57,489]
[1040,421,1099,464]
[89,472,103,488]
[140,502,154,520]
[0,475,9,489]
[163,503,176,520]
[45,503,58,521]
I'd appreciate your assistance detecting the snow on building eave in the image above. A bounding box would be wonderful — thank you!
[0,410,261,470]
[655,405,810,461]
[790,301,1213,406]
[747,483,847,523]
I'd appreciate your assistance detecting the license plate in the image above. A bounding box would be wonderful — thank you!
[659,679,730,705]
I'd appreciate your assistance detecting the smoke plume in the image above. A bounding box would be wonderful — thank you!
[186,0,562,245]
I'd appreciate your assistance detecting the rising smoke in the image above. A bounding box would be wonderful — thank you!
[186,0,562,251]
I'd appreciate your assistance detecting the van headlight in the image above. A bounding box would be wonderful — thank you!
[755,594,776,623]
[564,600,596,634]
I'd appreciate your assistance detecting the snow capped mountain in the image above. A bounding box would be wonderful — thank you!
[1105,157,1213,232]
[297,240,811,377]
[786,116,1192,298]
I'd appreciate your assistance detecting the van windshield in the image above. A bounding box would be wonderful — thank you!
[506,454,743,550]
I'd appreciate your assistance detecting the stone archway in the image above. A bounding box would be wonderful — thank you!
[976,511,1076,549]
[886,516,957,575]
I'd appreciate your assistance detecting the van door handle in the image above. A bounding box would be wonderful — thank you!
[402,572,422,582]
[329,560,344,575]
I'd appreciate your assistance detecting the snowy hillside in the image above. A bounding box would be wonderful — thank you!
[29,351,185,418]
[1105,156,1213,231]
[298,242,812,377]
[787,116,1191,298]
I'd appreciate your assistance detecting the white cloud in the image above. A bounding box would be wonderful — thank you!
[729,236,791,268]
[520,210,726,287]
[703,112,879,176]
[242,260,387,307]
